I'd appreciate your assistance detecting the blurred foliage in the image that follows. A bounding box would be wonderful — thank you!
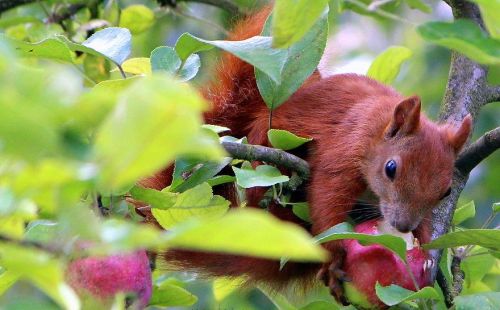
[0,0,498,309]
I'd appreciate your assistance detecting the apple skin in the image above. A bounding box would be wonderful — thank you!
[65,250,152,309]
[342,219,431,309]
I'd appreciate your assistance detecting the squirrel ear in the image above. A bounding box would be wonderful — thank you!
[385,95,421,138]
[448,114,472,153]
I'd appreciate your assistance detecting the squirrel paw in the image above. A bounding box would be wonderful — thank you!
[316,260,351,305]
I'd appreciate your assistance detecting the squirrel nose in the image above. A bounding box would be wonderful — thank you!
[392,221,412,233]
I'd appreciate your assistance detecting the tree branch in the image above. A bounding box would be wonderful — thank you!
[0,0,34,14]
[159,0,242,16]
[222,141,310,182]
[455,127,500,174]
[430,0,494,291]
[1,0,242,16]
[485,85,500,104]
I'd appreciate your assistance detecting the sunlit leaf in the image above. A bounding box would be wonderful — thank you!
[58,27,131,65]
[367,46,412,84]
[452,201,476,225]
[454,293,500,310]
[405,0,432,13]
[0,35,74,62]
[120,57,152,75]
[232,162,289,188]
[271,0,329,48]
[213,277,245,301]
[166,208,328,261]
[256,12,328,109]
[175,33,288,83]
[149,283,198,306]
[152,183,230,229]
[375,283,440,306]
[267,129,312,150]
[315,222,408,262]
[119,5,155,35]
[423,229,500,251]
[418,20,500,65]
[94,75,222,190]
[469,0,500,39]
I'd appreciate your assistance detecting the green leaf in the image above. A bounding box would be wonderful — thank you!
[367,46,413,84]
[152,183,230,229]
[172,157,232,192]
[452,201,476,225]
[0,244,80,309]
[454,293,500,310]
[206,175,236,187]
[423,229,500,251]
[129,186,176,210]
[120,57,152,75]
[178,53,201,81]
[202,124,231,134]
[267,129,312,150]
[0,35,74,62]
[58,27,131,65]
[175,33,288,83]
[24,220,58,243]
[291,202,311,223]
[151,46,181,74]
[418,20,500,65]
[461,248,496,292]
[150,46,200,81]
[119,5,155,35]
[405,0,432,13]
[469,0,500,39]
[300,300,341,310]
[315,222,408,262]
[0,270,19,296]
[83,53,110,84]
[259,285,297,310]
[492,202,500,213]
[213,277,245,301]
[256,12,328,109]
[232,163,289,188]
[91,219,170,254]
[271,0,329,48]
[375,283,440,306]
[94,75,223,190]
[149,283,198,307]
[166,208,328,262]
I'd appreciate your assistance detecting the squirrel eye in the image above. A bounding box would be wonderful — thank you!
[385,160,397,180]
[441,187,452,199]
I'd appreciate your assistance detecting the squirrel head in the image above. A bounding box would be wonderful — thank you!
[365,96,472,233]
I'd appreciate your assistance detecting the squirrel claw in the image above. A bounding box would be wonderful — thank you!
[317,261,349,305]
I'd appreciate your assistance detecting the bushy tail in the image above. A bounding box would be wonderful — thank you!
[139,6,322,289]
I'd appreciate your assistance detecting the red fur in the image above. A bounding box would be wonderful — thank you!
[139,7,471,293]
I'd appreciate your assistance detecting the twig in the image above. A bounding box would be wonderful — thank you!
[222,142,310,183]
[163,0,242,16]
[455,127,500,174]
[436,269,454,308]
[0,0,35,14]
[485,85,500,104]
[450,250,465,298]
[169,6,229,35]
[0,234,62,255]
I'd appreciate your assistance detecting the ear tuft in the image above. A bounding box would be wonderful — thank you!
[449,114,472,153]
[385,95,421,138]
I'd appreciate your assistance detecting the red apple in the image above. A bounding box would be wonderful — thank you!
[65,250,152,309]
[342,219,431,309]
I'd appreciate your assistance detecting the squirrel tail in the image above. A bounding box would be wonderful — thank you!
[140,6,322,290]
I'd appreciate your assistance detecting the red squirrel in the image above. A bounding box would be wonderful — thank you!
[138,7,472,302]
